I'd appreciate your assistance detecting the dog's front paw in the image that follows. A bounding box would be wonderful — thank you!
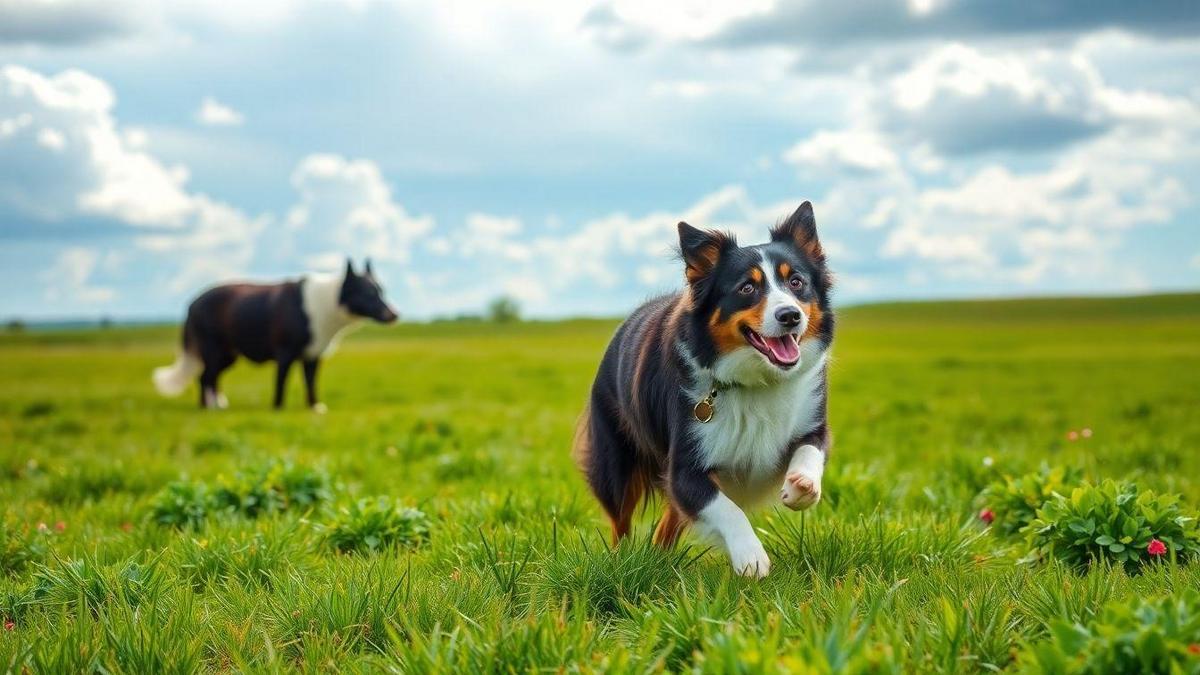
[781,471,821,511]
[728,537,771,578]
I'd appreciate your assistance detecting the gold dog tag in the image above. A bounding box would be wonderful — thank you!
[693,390,717,423]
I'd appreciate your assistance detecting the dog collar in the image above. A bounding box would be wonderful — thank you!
[693,380,737,423]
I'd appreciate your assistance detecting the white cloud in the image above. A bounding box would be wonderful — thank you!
[880,159,1186,284]
[460,213,531,261]
[774,44,1198,292]
[784,129,898,174]
[40,247,115,304]
[285,154,434,269]
[0,65,265,296]
[195,96,244,126]
[0,0,145,45]
[0,65,250,228]
[878,44,1200,156]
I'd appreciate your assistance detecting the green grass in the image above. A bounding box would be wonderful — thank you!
[1,293,1199,672]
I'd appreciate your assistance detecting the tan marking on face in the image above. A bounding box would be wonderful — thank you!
[708,299,765,354]
[749,267,763,283]
[801,301,824,340]
[778,262,791,279]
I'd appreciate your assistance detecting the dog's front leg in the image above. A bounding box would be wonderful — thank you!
[670,454,770,578]
[781,443,824,510]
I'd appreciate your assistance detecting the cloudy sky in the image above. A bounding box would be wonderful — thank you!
[1,0,1198,320]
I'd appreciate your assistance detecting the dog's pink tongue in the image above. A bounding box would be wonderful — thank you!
[764,335,799,363]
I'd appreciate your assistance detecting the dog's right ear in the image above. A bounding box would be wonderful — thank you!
[678,222,732,284]
[344,257,356,279]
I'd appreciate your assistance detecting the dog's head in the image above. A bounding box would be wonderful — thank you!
[679,201,832,384]
[340,259,398,324]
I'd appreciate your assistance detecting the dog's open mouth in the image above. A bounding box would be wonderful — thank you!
[742,327,800,368]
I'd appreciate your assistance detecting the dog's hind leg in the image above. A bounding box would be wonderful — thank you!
[575,403,645,545]
[197,346,235,410]
[653,502,687,548]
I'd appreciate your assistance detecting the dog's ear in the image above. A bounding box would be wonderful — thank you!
[345,257,356,279]
[364,258,374,277]
[678,222,733,284]
[771,201,822,258]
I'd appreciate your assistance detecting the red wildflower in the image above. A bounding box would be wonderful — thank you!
[1147,539,1167,556]
[979,508,995,525]
[3,620,13,631]
[1188,643,1200,655]
[1066,430,1079,442]
[120,522,133,532]
[54,521,66,532]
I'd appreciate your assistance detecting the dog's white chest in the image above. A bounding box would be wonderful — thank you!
[301,274,356,359]
[690,355,825,492]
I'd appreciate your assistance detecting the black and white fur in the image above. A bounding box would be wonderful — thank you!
[153,259,398,410]
[574,202,834,578]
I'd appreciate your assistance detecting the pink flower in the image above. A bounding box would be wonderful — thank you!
[1147,539,1167,556]
[3,619,13,631]
[1188,643,1200,655]
[979,508,995,525]
[54,521,66,532]
[1066,430,1079,442]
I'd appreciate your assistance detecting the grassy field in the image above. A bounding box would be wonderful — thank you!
[2,293,1199,672]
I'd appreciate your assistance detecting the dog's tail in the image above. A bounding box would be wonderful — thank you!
[153,326,202,397]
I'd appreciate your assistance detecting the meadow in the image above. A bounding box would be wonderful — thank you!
[2,293,1199,673]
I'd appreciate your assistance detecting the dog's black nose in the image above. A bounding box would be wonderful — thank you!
[775,306,802,328]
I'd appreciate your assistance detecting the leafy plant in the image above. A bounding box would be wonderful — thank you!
[149,481,210,529]
[1021,589,1200,674]
[211,461,330,518]
[321,497,431,554]
[1023,480,1200,571]
[149,461,329,528]
[1,517,50,576]
[977,465,1084,536]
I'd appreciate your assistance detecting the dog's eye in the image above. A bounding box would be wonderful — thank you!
[789,275,805,290]
[738,282,755,295]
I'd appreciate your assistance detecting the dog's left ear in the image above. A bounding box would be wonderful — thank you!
[363,258,374,277]
[771,201,822,258]
[344,257,356,279]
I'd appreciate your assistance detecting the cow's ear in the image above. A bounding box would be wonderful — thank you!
[678,222,733,284]
[770,201,822,258]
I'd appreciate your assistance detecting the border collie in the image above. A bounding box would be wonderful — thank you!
[153,259,398,410]
[574,202,834,578]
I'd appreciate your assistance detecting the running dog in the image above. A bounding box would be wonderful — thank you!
[574,202,834,578]
[153,260,398,410]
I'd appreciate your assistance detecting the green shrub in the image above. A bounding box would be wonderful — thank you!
[149,481,210,529]
[1023,480,1200,571]
[1,518,51,576]
[32,556,166,612]
[977,465,1084,536]
[1021,589,1200,674]
[176,524,300,589]
[149,461,329,528]
[321,497,431,554]
[211,461,330,518]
